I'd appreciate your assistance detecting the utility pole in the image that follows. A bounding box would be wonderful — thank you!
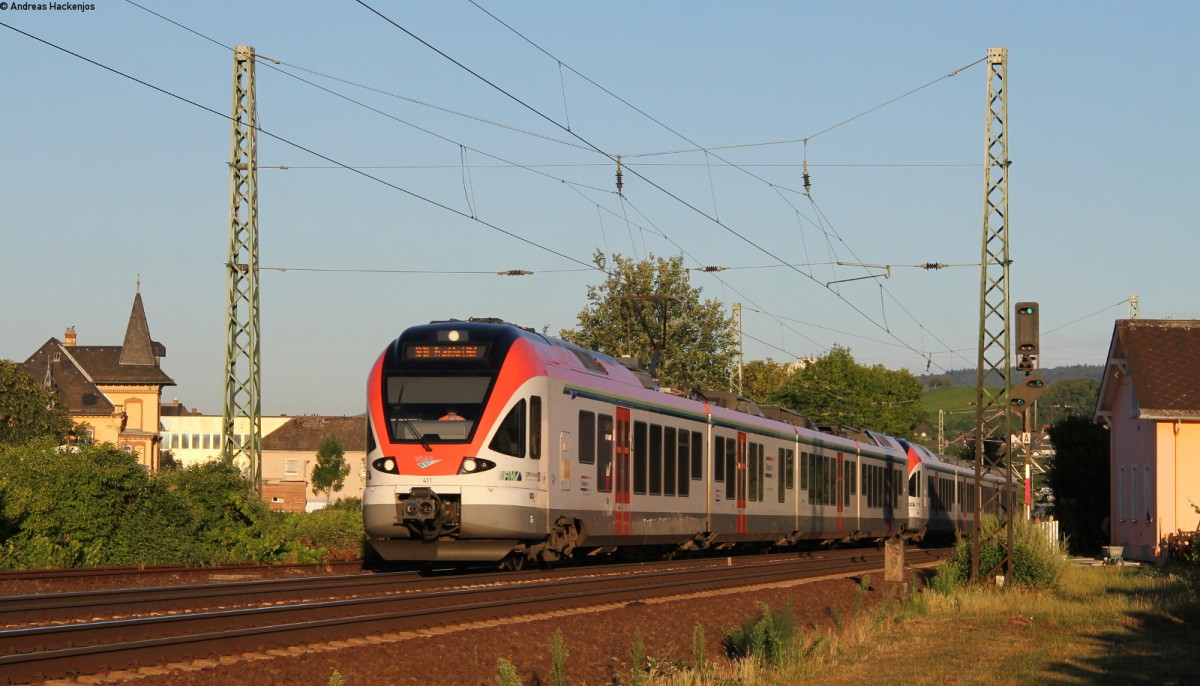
[971,47,1014,584]
[223,45,263,492]
[1129,295,1140,319]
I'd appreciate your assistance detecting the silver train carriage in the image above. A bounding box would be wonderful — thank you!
[362,319,1012,567]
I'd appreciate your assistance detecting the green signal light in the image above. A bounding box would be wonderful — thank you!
[1017,307,1035,315]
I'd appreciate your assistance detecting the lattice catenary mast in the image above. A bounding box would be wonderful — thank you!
[222,45,263,491]
[971,47,1014,583]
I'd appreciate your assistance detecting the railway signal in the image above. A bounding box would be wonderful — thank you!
[1014,302,1039,357]
[1009,374,1046,409]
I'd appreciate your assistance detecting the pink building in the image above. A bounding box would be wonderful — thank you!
[1095,320,1200,562]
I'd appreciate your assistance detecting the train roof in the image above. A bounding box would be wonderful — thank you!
[394,319,988,469]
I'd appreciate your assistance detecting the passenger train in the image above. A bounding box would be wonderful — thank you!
[363,319,1012,569]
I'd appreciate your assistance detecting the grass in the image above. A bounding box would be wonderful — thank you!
[643,564,1200,686]
[816,565,1200,685]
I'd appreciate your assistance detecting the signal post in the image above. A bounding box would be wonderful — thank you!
[1012,302,1045,518]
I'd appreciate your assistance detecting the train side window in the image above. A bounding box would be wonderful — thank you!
[724,438,736,495]
[827,456,836,506]
[812,453,822,502]
[633,421,648,495]
[489,399,526,458]
[800,451,809,491]
[845,459,852,497]
[690,431,703,482]
[530,396,542,460]
[597,414,614,493]
[748,443,759,503]
[649,424,663,496]
[778,448,789,503]
[664,427,677,497]
[578,411,596,465]
[908,472,917,498]
[715,436,726,483]
[756,444,766,503]
[677,430,690,496]
[848,459,857,496]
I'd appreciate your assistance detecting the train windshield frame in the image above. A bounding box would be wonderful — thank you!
[384,374,495,444]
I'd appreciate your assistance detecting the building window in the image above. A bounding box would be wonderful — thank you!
[1130,467,1138,525]
[1117,467,1125,521]
[1143,465,1153,522]
[284,458,300,476]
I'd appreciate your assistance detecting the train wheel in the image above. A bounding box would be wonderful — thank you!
[499,553,525,572]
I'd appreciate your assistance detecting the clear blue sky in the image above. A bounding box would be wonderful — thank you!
[2,1,1196,416]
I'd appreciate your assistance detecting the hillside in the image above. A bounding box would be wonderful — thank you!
[920,364,1102,447]
[920,364,1102,388]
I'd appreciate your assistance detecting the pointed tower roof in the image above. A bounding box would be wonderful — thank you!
[120,288,166,365]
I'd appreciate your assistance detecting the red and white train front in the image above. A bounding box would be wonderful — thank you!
[362,320,551,563]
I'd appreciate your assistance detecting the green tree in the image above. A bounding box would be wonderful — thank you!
[1046,415,1110,555]
[771,345,925,438]
[0,360,72,447]
[561,251,737,391]
[311,436,350,505]
[1037,378,1100,425]
[740,359,794,406]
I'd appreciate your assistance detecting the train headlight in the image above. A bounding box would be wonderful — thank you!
[457,456,496,475]
[372,457,400,474]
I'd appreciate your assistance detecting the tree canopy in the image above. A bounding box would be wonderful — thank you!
[770,345,925,438]
[1046,415,1110,555]
[739,359,794,407]
[0,360,72,448]
[311,436,350,504]
[560,252,737,391]
[1037,378,1101,425]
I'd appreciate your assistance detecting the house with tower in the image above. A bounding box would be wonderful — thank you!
[22,284,174,470]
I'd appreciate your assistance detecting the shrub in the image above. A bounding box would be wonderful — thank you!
[0,442,170,567]
[0,444,317,568]
[267,507,366,561]
[724,600,797,666]
[550,629,567,686]
[935,515,1068,590]
[496,658,523,686]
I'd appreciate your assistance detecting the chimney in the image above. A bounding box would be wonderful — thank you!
[64,327,77,347]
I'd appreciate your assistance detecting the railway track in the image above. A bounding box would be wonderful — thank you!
[0,547,947,685]
[0,560,370,595]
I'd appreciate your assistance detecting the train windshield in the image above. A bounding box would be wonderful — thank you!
[384,375,493,443]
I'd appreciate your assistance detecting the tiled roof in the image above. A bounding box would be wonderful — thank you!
[66,346,175,385]
[261,416,367,452]
[119,292,166,365]
[21,340,115,416]
[1117,320,1200,418]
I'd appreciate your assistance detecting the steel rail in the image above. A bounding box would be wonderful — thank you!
[0,549,940,684]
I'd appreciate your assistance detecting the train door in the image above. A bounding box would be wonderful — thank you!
[614,407,631,535]
[736,432,748,534]
[836,452,845,534]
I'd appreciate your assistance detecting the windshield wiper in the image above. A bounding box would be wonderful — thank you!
[395,387,432,452]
